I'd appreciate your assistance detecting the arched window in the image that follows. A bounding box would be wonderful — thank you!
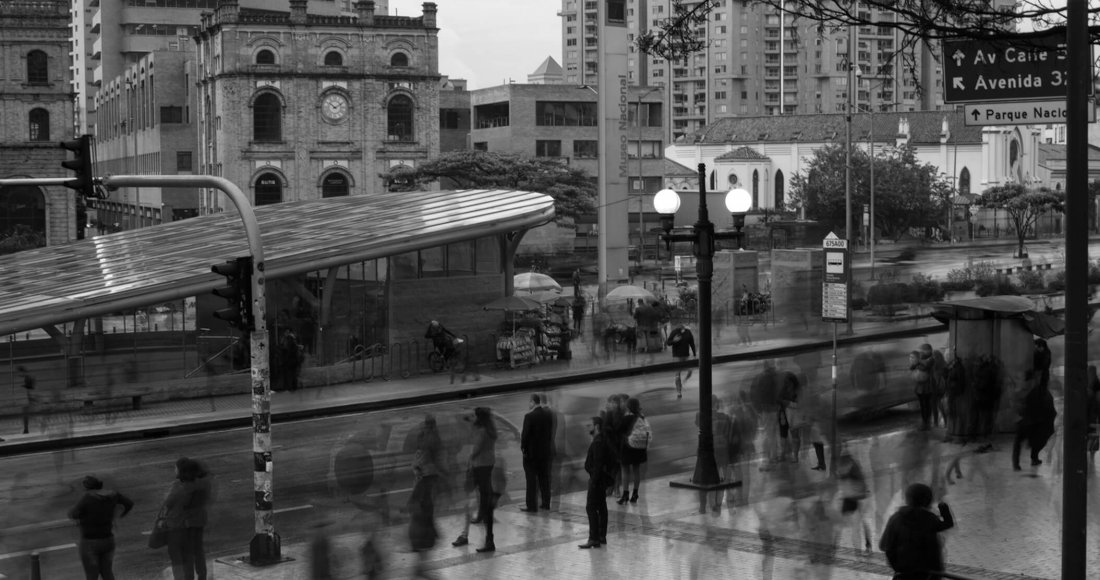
[253,93,282,142]
[752,170,760,209]
[390,52,408,67]
[255,173,282,205]
[959,167,971,196]
[774,169,785,208]
[28,108,49,141]
[387,95,414,140]
[0,185,47,244]
[26,50,48,85]
[324,51,343,66]
[255,49,276,65]
[321,173,349,197]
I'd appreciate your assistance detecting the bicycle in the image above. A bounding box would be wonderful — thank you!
[428,337,466,374]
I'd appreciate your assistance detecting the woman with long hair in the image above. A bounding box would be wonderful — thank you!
[617,397,649,504]
[468,407,498,552]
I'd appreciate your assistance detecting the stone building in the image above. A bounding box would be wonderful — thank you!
[0,0,81,248]
[192,0,441,212]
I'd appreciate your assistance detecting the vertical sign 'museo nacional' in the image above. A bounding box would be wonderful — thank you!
[821,232,849,323]
[597,0,630,292]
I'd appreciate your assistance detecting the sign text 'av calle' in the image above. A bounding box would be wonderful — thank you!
[942,32,1078,104]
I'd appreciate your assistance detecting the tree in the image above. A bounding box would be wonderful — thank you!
[384,151,597,222]
[977,183,1065,258]
[787,143,951,241]
[0,224,46,256]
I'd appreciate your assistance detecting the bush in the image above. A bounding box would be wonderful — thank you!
[909,273,945,303]
[974,275,1019,297]
[867,282,912,315]
[895,247,918,262]
[1016,269,1046,293]
[1047,270,1066,292]
[941,279,974,292]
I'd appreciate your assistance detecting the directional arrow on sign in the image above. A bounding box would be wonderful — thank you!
[952,50,965,67]
[971,109,981,122]
[953,77,965,90]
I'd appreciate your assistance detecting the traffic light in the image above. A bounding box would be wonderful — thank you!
[59,135,102,199]
[211,256,255,331]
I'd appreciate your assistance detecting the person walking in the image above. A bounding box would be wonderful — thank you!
[182,460,212,580]
[666,323,696,399]
[600,394,628,497]
[68,475,134,580]
[695,396,734,513]
[467,407,498,552]
[579,415,616,549]
[18,365,35,435]
[836,449,874,553]
[160,457,202,580]
[728,392,758,505]
[520,394,554,512]
[618,397,650,505]
[1012,370,1058,470]
[909,346,936,431]
[750,360,784,470]
[879,483,955,580]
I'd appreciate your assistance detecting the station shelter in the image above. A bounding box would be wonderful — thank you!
[0,189,554,411]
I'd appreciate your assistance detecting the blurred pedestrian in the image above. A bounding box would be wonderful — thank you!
[750,360,783,469]
[572,295,586,334]
[69,475,134,580]
[972,354,1001,445]
[618,397,650,505]
[467,407,498,552]
[1033,339,1052,390]
[408,414,442,552]
[836,449,874,553]
[728,392,758,505]
[930,346,948,428]
[909,346,935,431]
[183,459,212,580]
[879,483,955,580]
[18,365,35,435]
[1087,366,1100,463]
[1012,370,1057,470]
[600,394,628,497]
[160,457,203,580]
[520,394,554,512]
[695,396,734,513]
[579,415,616,549]
[666,323,696,399]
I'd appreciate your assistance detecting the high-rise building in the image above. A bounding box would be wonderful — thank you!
[1,0,82,247]
[559,0,1014,143]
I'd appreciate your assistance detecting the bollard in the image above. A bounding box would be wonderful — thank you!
[30,551,41,580]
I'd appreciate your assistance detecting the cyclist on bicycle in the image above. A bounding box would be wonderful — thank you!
[425,320,458,360]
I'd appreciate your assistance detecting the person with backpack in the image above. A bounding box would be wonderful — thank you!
[579,415,617,549]
[617,397,650,505]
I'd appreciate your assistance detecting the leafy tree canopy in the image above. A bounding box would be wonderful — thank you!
[386,151,597,222]
[977,183,1065,257]
[788,143,952,241]
[0,225,46,256]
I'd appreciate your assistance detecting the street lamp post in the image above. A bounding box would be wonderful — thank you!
[656,164,751,511]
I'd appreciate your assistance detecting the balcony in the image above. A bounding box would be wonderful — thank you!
[91,10,101,33]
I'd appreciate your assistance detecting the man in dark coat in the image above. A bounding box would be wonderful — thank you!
[69,475,135,580]
[520,393,555,512]
[879,483,955,580]
[667,323,696,399]
[579,416,616,549]
[1013,369,1058,470]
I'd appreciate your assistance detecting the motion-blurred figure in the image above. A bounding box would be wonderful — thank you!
[618,397,650,505]
[1012,369,1057,471]
[69,475,134,580]
[468,407,498,552]
[909,346,935,431]
[836,449,874,553]
[666,323,696,399]
[579,415,617,549]
[879,483,955,580]
[695,396,734,513]
[408,415,442,575]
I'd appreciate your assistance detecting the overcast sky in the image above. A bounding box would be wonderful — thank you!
[387,0,562,89]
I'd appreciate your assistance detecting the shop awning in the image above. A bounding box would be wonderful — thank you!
[0,189,555,336]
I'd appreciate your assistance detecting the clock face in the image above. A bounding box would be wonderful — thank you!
[322,93,348,121]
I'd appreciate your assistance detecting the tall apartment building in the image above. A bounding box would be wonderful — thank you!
[69,0,347,135]
[560,0,1013,143]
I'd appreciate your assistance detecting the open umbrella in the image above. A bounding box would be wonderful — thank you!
[484,295,542,334]
[531,291,569,305]
[603,285,657,303]
[514,272,562,293]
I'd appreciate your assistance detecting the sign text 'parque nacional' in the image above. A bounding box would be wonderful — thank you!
[942,32,1078,104]
[963,99,1095,126]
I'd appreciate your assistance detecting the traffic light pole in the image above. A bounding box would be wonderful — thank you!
[100,175,280,565]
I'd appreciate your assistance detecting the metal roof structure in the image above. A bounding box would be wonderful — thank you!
[0,189,555,336]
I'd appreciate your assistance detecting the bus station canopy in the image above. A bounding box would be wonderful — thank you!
[0,189,555,336]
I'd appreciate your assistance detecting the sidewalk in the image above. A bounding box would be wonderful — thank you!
[211,424,1080,580]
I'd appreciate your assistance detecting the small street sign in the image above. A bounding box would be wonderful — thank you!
[942,32,1077,104]
[963,99,1095,126]
[821,232,849,323]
